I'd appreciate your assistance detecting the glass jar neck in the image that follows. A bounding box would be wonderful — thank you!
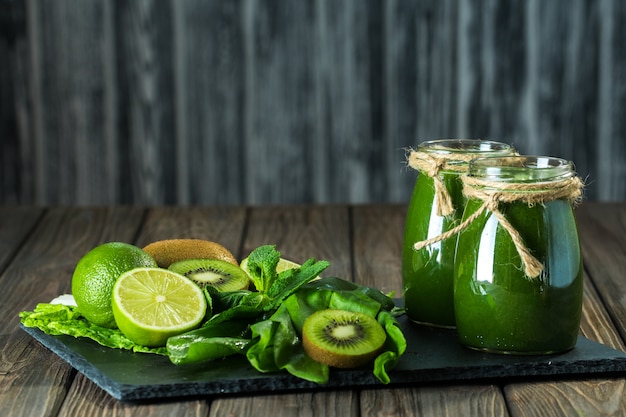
[418,139,513,155]
[417,139,514,169]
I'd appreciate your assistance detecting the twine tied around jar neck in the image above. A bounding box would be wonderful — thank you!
[407,150,477,217]
[413,174,585,280]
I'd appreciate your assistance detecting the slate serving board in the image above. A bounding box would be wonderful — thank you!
[21,314,626,402]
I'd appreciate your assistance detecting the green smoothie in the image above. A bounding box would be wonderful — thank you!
[453,157,584,354]
[402,140,514,328]
[402,170,462,327]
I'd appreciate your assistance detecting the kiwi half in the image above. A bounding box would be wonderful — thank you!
[302,309,386,368]
[168,259,250,292]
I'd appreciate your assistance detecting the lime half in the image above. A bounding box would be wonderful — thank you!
[111,267,207,347]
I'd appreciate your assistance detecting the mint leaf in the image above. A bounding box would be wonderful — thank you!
[266,258,330,303]
[245,245,281,292]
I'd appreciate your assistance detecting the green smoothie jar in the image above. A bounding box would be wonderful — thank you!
[453,156,584,354]
[402,139,514,328]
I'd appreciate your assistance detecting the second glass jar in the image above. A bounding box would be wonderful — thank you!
[453,156,584,354]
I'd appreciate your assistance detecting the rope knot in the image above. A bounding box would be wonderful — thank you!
[429,157,447,175]
[485,193,501,212]
[406,149,470,217]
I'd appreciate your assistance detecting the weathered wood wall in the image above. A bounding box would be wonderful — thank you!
[1,0,625,205]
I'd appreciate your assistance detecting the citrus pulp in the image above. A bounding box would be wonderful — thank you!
[111,267,207,347]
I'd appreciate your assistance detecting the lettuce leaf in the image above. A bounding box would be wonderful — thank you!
[19,303,166,354]
[167,319,252,365]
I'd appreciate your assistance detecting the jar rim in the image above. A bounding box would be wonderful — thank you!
[418,139,513,155]
[469,155,575,183]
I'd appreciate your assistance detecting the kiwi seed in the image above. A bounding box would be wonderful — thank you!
[302,309,386,368]
[168,258,250,292]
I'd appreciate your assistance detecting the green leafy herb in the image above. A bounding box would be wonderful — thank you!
[245,244,281,292]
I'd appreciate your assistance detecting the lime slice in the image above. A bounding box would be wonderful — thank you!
[111,267,207,347]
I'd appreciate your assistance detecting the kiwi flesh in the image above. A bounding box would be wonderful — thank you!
[302,309,386,368]
[168,259,250,292]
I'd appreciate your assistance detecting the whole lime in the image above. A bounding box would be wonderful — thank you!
[71,242,157,328]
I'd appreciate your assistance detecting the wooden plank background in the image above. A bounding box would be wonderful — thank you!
[1,0,624,205]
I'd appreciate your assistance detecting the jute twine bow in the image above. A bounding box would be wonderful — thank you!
[407,149,477,217]
[413,175,585,280]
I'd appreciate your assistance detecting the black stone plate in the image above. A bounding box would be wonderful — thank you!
[21,315,626,402]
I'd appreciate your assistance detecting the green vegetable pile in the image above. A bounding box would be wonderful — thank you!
[20,245,407,384]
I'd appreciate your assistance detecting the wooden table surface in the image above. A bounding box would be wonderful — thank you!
[1,203,625,416]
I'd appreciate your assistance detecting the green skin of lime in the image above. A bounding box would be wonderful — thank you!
[71,242,157,328]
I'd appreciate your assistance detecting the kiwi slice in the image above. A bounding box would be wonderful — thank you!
[168,259,250,292]
[302,309,386,368]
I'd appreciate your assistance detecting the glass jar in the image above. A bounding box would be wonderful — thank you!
[453,156,584,354]
[402,139,515,328]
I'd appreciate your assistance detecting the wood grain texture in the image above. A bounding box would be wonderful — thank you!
[0,207,146,323]
[135,205,248,258]
[58,374,209,417]
[1,0,625,205]
[0,206,42,272]
[505,380,626,417]
[28,1,113,204]
[581,275,626,352]
[352,204,406,296]
[242,205,352,278]
[116,0,178,204]
[576,203,626,341]
[360,385,508,417]
[209,391,358,417]
[172,0,247,204]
